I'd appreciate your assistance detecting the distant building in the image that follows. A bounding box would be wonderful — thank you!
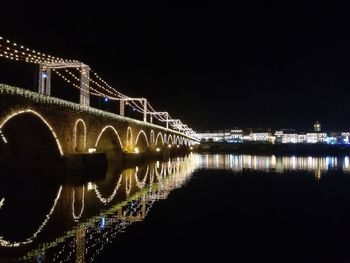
[282,133,298,143]
[317,133,327,143]
[297,134,307,143]
[306,133,318,143]
[314,121,321,132]
[275,131,283,143]
[229,129,243,143]
[197,129,243,143]
[250,132,270,142]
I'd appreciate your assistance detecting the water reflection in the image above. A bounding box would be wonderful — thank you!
[2,154,350,262]
[0,154,199,262]
[199,154,350,180]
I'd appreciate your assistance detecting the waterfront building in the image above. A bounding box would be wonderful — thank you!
[230,129,243,142]
[317,133,327,143]
[197,129,243,143]
[306,133,318,143]
[314,121,321,132]
[282,133,298,143]
[250,132,270,142]
[297,134,307,143]
[275,131,283,143]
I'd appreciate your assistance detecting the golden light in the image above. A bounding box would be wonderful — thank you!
[168,144,172,148]
[134,147,139,153]
[88,148,96,153]
[156,147,160,152]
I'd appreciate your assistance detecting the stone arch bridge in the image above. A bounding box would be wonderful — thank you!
[0,84,198,162]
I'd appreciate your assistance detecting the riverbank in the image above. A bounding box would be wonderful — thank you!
[194,142,350,156]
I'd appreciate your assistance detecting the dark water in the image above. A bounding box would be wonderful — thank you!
[2,154,350,262]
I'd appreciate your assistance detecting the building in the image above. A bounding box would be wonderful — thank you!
[274,131,283,143]
[314,121,321,132]
[317,133,327,143]
[282,133,298,143]
[297,134,307,143]
[197,129,243,143]
[229,129,243,143]
[250,132,270,142]
[306,133,318,143]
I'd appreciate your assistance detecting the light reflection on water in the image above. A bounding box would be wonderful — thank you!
[1,154,350,262]
[199,154,350,175]
[0,154,199,262]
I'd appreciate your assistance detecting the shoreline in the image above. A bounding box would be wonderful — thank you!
[194,142,350,156]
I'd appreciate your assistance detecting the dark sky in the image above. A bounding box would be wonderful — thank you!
[1,1,350,132]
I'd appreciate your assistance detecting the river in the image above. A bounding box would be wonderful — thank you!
[1,154,350,262]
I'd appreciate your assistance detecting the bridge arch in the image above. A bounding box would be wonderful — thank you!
[73,119,86,152]
[0,109,63,156]
[175,136,180,145]
[155,132,164,146]
[167,135,173,145]
[135,130,149,152]
[95,126,123,159]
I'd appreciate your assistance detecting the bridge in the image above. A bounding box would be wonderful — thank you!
[0,36,199,162]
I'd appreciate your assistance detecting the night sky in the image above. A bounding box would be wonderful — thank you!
[1,1,350,132]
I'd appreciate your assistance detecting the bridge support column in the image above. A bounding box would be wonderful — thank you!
[120,100,125,116]
[80,65,90,107]
[143,99,147,122]
[38,65,51,95]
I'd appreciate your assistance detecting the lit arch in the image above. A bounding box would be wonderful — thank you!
[0,109,63,156]
[175,136,180,145]
[73,119,87,150]
[155,132,164,146]
[95,125,123,149]
[135,130,149,147]
[167,135,173,145]
[150,130,155,144]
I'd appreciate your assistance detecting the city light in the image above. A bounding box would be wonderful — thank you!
[134,147,139,153]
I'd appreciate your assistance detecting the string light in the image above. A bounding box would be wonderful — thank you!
[19,155,199,261]
[134,130,150,147]
[72,186,85,221]
[0,186,63,247]
[0,36,198,140]
[93,175,123,204]
[0,109,64,155]
[155,132,164,146]
[94,125,124,149]
[0,198,4,209]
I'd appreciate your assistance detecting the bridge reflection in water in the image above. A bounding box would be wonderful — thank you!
[0,155,200,262]
[1,154,350,262]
